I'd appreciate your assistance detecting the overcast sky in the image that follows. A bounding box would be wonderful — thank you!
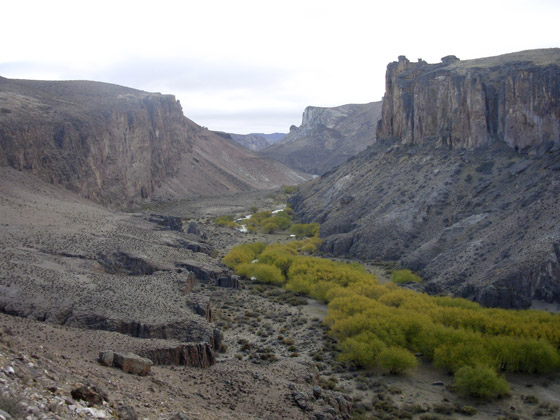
[1,0,558,133]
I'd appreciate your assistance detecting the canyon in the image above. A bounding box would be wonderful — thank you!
[1,48,560,419]
[259,102,382,175]
[292,49,560,309]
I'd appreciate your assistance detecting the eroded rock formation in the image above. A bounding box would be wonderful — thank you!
[377,49,560,152]
[293,49,560,308]
[140,343,215,368]
[0,77,307,207]
[260,102,382,175]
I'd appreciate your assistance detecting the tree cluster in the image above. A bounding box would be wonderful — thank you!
[223,238,560,394]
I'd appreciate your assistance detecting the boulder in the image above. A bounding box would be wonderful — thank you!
[98,350,114,367]
[99,351,153,376]
[71,384,109,404]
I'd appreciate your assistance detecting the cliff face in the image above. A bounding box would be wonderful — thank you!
[377,49,560,152]
[259,102,382,175]
[0,78,307,207]
[292,49,560,309]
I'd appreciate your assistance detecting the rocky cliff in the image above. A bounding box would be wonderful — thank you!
[259,102,382,175]
[292,49,560,309]
[0,77,307,207]
[377,49,560,152]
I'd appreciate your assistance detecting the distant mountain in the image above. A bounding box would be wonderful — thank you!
[253,132,285,144]
[259,102,382,175]
[292,49,560,309]
[227,132,286,151]
[0,77,308,207]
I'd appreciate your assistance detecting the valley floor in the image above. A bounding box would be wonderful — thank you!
[1,170,559,419]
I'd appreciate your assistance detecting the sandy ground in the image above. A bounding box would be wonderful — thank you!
[1,167,559,420]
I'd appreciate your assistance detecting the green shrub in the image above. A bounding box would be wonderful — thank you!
[262,220,279,234]
[433,340,493,373]
[339,332,386,368]
[222,230,560,386]
[489,336,560,373]
[222,242,265,269]
[378,346,418,374]
[236,263,285,285]
[453,365,510,399]
[290,223,320,237]
[273,211,292,229]
[215,215,239,228]
[391,269,422,284]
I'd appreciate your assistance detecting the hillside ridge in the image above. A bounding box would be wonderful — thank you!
[0,77,307,207]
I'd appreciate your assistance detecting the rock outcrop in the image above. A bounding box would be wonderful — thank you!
[377,49,560,152]
[0,78,308,208]
[99,350,153,376]
[140,343,215,368]
[259,102,382,175]
[292,49,560,309]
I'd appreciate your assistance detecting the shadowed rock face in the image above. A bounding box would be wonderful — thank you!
[0,78,308,207]
[259,102,382,175]
[292,50,560,309]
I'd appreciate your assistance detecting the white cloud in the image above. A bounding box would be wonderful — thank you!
[1,0,559,133]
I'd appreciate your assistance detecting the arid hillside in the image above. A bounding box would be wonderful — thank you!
[0,77,308,208]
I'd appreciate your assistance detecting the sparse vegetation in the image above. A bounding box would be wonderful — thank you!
[290,222,320,238]
[453,365,511,399]
[214,215,239,228]
[391,269,422,284]
[244,209,294,234]
[223,233,560,390]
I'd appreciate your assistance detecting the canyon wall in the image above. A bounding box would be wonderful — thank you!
[0,77,306,207]
[377,49,560,152]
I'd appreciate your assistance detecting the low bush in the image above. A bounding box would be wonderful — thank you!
[290,223,320,237]
[453,365,510,399]
[378,346,418,374]
[215,215,239,228]
[338,332,386,368]
[222,242,266,269]
[391,269,422,284]
[236,263,285,285]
